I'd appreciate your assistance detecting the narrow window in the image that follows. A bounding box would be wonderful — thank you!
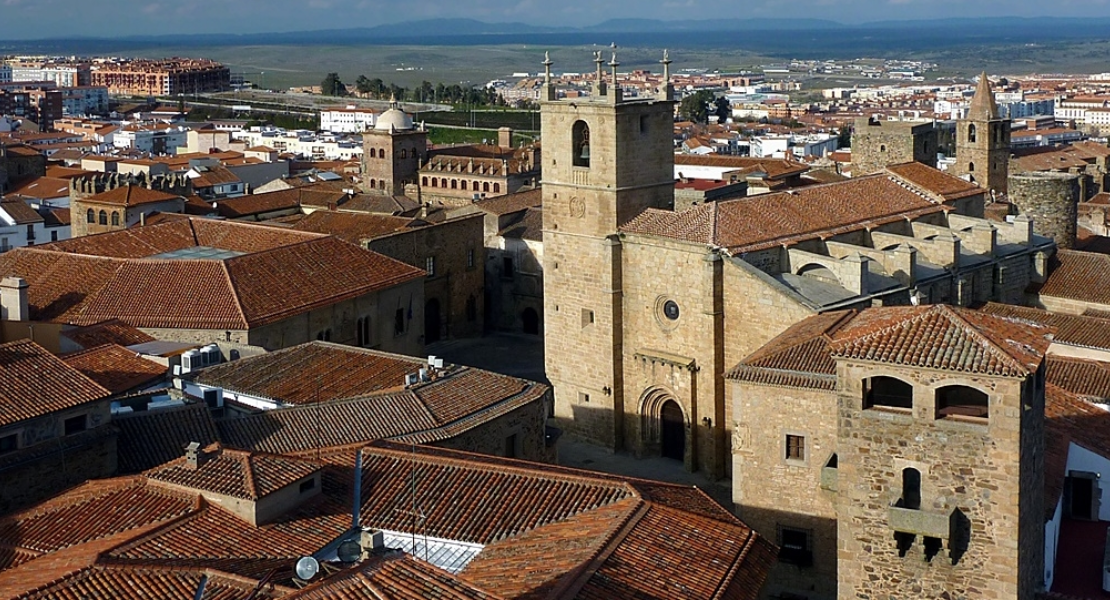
[466,248,475,269]
[493,183,500,194]
[111,212,120,226]
[572,120,591,167]
[483,181,490,193]
[504,433,518,459]
[466,295,477,322]
[98,210,107,225]
[786,434,806,461]
[901,468,921,510]
[394,308,405,335]
[422,176,428,186]
[425,256,435,277]
[86,208,94,223]
[968,123,977,143]
[502,256,514,279]
[778,526,813,567]
[640,114,648,134]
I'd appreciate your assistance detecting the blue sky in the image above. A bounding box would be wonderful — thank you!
[1,0,1109,38]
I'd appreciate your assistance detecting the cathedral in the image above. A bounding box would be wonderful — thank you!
[542,56,1062,599]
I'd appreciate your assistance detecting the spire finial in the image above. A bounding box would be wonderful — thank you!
[661,49,672,84]
[543,51,553,84]
[609,50,619,85]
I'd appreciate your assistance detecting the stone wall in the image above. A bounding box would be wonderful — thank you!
[835,362,1042,600]
[362,129,426,196]
[485,236,544,335]
[852,118,936,176]
[1008,171,1080,249]
[433,387,554,464]
[368,214,485,341]
[731,381,839,600]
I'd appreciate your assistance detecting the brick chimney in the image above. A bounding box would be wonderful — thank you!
[498,127,513,149]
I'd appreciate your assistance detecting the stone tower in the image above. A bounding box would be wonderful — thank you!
[833,305,1047,600]
[361,97,427,196]
[851,116,937,176]
[542,51,675,447]
[1008,171,1081,249]
[954,73,1011,194]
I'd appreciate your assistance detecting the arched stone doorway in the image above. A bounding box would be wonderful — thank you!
[661,401,685,461]
[425,298,441,344]
[521,307,540,335]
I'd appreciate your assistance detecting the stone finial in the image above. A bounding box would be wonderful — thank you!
[543,51,553,83]
[661,49,672,83]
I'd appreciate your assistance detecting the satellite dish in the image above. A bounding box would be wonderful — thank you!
[337,539,362,563]
[295,556,319,581]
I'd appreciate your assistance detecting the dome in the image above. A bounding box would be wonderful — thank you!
[374,107,413,132]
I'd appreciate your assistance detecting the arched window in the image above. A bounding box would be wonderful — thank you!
[879,144,887,152]
[111,212,120,226]
[572,120,590,168]
[968,162,975,173]
[935,385,989,420]
[493,183,501,194]
[378,180,385,190]
[863,376,913,411]
[451,180,457,189]
[98,210,107,225]
[440,178,447,188]
[400,149,407,159]
[356,316,372,347]
[422,176,428,186]
[483,182,490,193]
[473,181,480,192]
[86,208,94,224]
[968,124,977,143]
[431,178,438,188]
[901,468,921,510]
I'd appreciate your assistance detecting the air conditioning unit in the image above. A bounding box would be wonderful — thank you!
[201,344,221,366]
[404,373,419,387]
[419,368,429,382]
[181,349,201,373]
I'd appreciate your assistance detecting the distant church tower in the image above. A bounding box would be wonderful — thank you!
[954,73,1010,194]
[361,97,427,196]
[542,51,675,447]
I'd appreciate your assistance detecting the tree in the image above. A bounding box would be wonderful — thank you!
[837,126,851,149]
[713,96,731,124]
[678,90,715,123]
[321,73,346,97]
[355,75,372,95]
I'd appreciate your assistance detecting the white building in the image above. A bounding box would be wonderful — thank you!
[0,200,69,251]
[0,64,11,84]
[61,87,109,116]
[10,64,86,88]
[750,135,790,158]
[234,127,363,161]
[319,105,377,133]
[113,123,190,154]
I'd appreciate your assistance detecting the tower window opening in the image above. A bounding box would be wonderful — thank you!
[573,120,591,168]
[968,124,977,143]
[900,467,921,510]
[935,385,989,420]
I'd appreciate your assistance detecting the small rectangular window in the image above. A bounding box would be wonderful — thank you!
[578,391,590,404]
[425,256,435,277]
[502,256,514,279]
[64,415,87,436]
[778,526,813,567]
[785,434,805,461]
[299,477,317,493]
[466,248,475,269]
[504,433,518,459]
[0,433,17,454]
[581,309,595,328]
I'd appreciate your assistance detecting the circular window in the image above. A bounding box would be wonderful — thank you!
[663,300,680,321]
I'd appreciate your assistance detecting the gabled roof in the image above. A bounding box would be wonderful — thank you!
[146,443,321,500]
[1046,355,1110,402]
[621,171,949,255]
[473,188,542,216]
[498,207,542,241]
[62,343,167,394]
[0,219,424,330]
[829,304,1052,377]
[0,339,110,428]
[290,210,414,244]
[726,311,852,389]
[885,161,984,201]
[0,199,44,225]
[979,302,1110,352]
[1033,249,1110,307]
[0,442,774,600]
[114,402,220,474]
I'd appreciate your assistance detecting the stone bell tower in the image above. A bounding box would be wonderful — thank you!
[542,50,675,447]
[954,73,1011,194]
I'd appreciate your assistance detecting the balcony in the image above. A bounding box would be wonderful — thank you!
[888,506,950,539]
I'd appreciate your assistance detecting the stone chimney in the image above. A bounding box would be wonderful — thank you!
[184,441,205,470]
[498,127,513,149]
[0,277,29,322]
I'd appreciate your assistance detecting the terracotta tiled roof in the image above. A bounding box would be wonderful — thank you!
[1046,356,1110,402]
[290,210,414,244]
[0,219,423,329]
[190,166,241,188]
[44,207,70,226]
[498,207,542,241]
[5,176,71,200]
[886,162,984,201]
[84,184,182,207]
[1012,149,1090,173]
[473,188,542,216]
[979,302,1110,352]
[15,565,281,600]
[62,319,157,349]
[146,443,321,500]
[726,311,851,389]
[0,199,44,224]
[291,553,502,600]
[1034,250,1110,307]
[62,343,167,394]
[339,193,420,216]
[0,339,110,428]
[216,190,305,218]
[206,342,548,453]
[114,403,220,474]
[621,173,947,254]
[829,304,1052,377]
[674,154,809,180]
